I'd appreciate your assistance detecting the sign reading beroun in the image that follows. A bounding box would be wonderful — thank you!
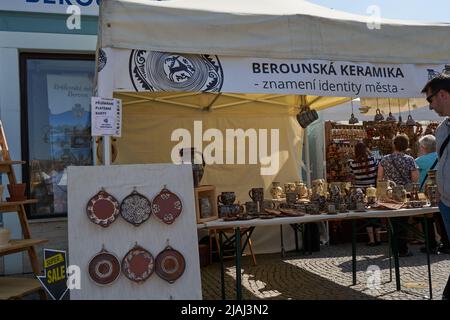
[0,0,99,16]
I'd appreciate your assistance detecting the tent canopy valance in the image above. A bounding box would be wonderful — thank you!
[100,0,450,64]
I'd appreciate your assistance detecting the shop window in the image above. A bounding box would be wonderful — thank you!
[20,53,95,218]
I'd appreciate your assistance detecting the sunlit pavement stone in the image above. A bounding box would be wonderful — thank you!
[201,243,450,300]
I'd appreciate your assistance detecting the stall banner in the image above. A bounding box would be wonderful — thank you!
[0,0,99,16]
[101,48,448,98]
[37,249,68,300]
[91,97,122,137]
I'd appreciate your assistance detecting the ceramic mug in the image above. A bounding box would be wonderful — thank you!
[218,205,232,217]
[217,192,236,205]
[248,188,264,202]
[260,200,276,211]
[286,192,298,204]
[229,204,244,215]
[245,201,258,214]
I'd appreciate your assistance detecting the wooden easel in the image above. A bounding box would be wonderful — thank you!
[0,120,47,299]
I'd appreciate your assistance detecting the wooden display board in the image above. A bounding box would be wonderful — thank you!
[67,164,202,300]
[194,185,218,223]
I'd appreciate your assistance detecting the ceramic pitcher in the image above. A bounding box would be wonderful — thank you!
[376,180,396,200]
[296,182,309,199]
[392,185,407,203]
[270,182,283,199]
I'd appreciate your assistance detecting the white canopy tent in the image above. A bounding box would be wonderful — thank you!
[96,0,450,253]
[100,0,450,64]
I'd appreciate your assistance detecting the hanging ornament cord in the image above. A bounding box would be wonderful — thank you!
[389,98,396,121]
[349,97,358,124]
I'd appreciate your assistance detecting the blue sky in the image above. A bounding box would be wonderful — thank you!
[308,0,450,23]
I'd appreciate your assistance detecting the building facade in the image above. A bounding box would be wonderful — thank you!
[0,1,98,274]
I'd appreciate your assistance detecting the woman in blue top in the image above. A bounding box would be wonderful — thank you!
[415,134,450,254]
[416,135,438,191]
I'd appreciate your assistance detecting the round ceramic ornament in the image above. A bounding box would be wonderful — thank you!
[86,188,120,228]
[155,245,185,283]
[152,186,182,225]
[88,246,121,286]
[121,243,155,283]
[120,188,152,226]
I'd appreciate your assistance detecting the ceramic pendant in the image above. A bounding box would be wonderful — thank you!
[86,188,120,228]
[121,243,155,283]
[88,246,121,286]
[120,189,152,226]
[152,186,182,225]
[155,245,185,283]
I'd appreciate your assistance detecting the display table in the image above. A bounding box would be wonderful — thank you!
[197,206,440,300]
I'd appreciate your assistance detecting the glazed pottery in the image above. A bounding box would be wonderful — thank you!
[122,244,155,283]
[155,246,185,283]
[120,189,152,226]
[270,182,283,199]
[297,107,318,128]
[286,192,298,205]
[152,186,183,225]
[248,188,264,202]
[179,147,205,187]
[86,189,120,228]
[245,201,258,214]
[217,192,236,205]
[88,246,121,286]
[7,183,26,202]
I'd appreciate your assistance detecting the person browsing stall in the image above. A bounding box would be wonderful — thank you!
[349,142,381,246]
[422,73,450,299]
[377,134,419,257]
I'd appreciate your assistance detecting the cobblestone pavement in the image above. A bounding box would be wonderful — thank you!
[201,243,450,300]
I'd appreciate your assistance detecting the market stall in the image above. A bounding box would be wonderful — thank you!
[92,0,450,250]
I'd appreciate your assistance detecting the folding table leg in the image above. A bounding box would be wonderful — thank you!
[351,220,357,286]
[235,227,242,300]
[423,216,433,300]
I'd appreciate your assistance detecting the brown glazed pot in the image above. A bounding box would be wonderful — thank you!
[7,183,26,202]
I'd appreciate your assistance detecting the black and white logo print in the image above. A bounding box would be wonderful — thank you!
[129,50,223,92]
[98,49,107,73]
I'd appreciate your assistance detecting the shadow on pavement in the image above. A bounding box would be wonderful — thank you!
[201,254,378,300]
